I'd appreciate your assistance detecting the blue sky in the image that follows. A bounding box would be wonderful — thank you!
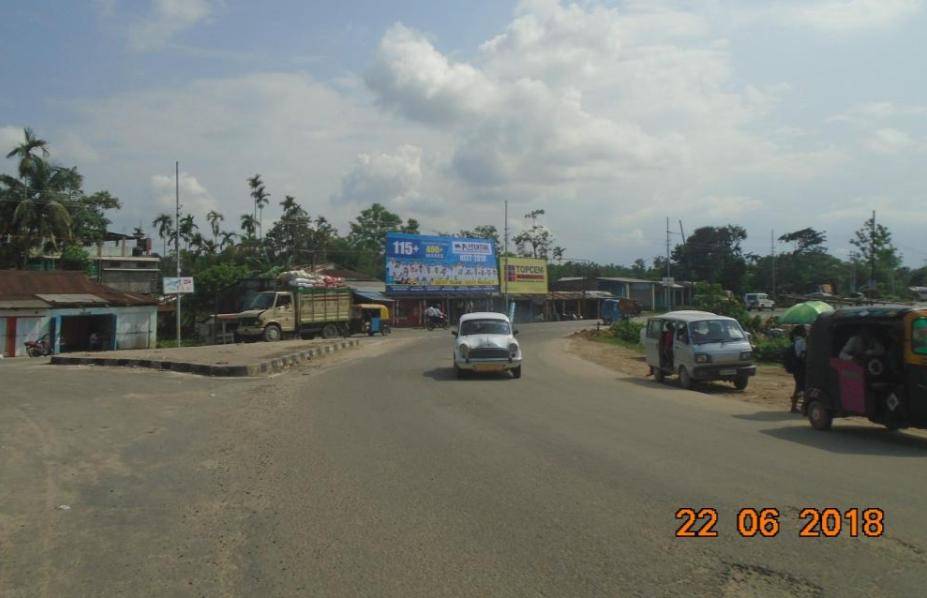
[2,0,926,265]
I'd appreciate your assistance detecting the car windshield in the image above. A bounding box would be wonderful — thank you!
[248,292,276,310]
[460,319,511,336]
[690,319,746,344]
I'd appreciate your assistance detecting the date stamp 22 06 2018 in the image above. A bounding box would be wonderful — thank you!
[675,507,885,539]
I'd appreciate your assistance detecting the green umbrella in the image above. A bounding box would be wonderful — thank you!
[780,301,834,325]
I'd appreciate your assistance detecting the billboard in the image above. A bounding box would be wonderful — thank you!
[386,233,499,294]
[500,257,548,295]
[163,277,195,294]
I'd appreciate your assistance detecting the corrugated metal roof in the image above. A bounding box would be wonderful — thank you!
[0,299,50,309]
[35,293,107,305]
[0,270,156,306]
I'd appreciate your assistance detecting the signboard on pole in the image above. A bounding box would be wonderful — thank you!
[163,277,195,294]
[500,257,548,295]
[386,233,499,294]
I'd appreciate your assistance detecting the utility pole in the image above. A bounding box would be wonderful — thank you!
[771,229,776,299]
[175,161,182,348]
[665,217,671,311]
[503,200,509,314]
[869,209,876,290]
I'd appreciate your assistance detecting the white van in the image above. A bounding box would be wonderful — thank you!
[744,292,775,311]
[641,311,756,390]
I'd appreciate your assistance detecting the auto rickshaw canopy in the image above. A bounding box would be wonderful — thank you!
[355,303,390,320]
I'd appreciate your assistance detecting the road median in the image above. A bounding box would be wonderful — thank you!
[50,338,360,377]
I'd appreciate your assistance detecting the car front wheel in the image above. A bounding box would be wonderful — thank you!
[512,365,522,379]
[678,366,693,390]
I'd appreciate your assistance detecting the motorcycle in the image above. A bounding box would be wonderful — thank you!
[25,334,53,357]
[426,314,448,331]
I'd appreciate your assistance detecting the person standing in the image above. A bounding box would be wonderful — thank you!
[788,325,807,413]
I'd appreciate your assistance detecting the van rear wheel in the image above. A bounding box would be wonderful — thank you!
[322,324,339,339]
[734,375,749,390]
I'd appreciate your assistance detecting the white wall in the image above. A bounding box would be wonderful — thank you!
[50,306,157,351]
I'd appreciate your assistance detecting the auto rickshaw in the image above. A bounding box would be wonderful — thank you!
[353,304,392,336]
[803,306,927,431]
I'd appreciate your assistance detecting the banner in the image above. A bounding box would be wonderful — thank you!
[500,257,548,294]
[163,277,195,294]
[386,233,499,294]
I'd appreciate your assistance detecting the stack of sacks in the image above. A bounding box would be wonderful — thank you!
[278,270,345,289]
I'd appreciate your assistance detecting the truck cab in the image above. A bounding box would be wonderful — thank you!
[235,291,296,342]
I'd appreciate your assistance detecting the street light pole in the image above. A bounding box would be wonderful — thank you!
[175,161,181,348]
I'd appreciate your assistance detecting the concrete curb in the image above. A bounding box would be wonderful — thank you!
[50,339,360,377]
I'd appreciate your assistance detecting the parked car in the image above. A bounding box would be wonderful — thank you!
[452,312,522,379]
[641,310,756,390]
[744,292,775,311]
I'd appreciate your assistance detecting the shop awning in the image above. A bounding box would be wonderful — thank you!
[352,289,394,303]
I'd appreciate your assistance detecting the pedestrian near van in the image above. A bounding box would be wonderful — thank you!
[785,325,807,413]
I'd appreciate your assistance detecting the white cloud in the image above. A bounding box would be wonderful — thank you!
[0,126,26,155]
[129,0,216,51]
[828,101,927,125]
[778,0,923,32]
[150,171,218,223]
[332,145,424,206]
[866,128,920,153]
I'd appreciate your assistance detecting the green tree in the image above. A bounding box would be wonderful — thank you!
[458,225,501,248]
[178,214,198,252]
[206,210,224,242]
[152,213,174,256]
[240,213,258,239]
[247,174,270,239]
[850,215,901,292]
[346,203,419,276]
[672,225,748,293]
[69,190,122,244]
[513,209,564,260]
[2,158,74,263]
[219,230,238,251]
[5,127,48,180]
[59,244,91,271]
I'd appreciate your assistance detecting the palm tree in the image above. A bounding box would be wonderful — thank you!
[206,210,224,242]
[152,213,174,256]
[247,174,270,239]
[219,230,237,250]
[3,159,73,256]
[178,214,197,252]
[188,232,206,256]
[5,127,49,179]
[281,194,298,216]
[240,213,258,239]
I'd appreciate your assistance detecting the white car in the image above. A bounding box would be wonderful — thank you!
[452,312,522,379]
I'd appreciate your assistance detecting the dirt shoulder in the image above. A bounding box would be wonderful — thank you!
[567,330,796,410]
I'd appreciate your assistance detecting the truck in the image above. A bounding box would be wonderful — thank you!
[232,286,352,342]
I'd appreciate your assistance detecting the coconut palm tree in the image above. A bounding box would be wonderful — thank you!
[219,230,237,250]
[5,127,49,179]
[188,232,206,256]
[206,210,224,242]
[152,213,174,256]
[240,213,258,239]
[178,214,198,251]
[3,159,74,256]
[247,174,270,239]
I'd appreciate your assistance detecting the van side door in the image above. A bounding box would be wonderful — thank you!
[674,322,693,371]
[643,318,662,367]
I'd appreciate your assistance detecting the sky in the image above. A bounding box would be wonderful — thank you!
[2,0,926,266]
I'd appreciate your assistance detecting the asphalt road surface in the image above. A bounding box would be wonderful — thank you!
[2,323,926,597]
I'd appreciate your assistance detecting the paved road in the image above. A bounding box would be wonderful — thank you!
[1,323,926,596]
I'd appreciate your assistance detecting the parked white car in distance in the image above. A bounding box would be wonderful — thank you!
[452,312,522,379]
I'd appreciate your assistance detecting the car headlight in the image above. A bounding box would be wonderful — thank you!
[695,353,711,364]
[740,351,753,361]
[509,343,519,358]
[459,344,469,358]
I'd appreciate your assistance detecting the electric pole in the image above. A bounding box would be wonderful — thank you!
[503,199,509,314]
[771,229,776,299]
[665,217,671,311]
[869,209,876,290]
[175,161,182,348]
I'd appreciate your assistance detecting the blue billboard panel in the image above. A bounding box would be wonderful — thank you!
[386,233,499,294]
